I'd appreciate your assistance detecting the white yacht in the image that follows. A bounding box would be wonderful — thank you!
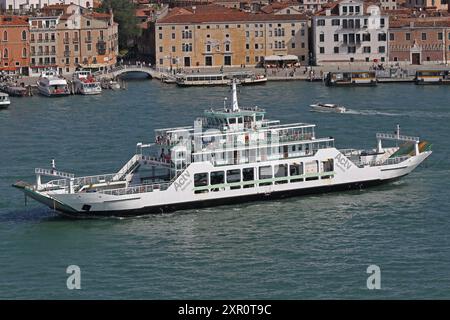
[73,71,102,95]
[14,81,432,218]
[310,103,346,113]
[0,92,10,109]
[37,70,70,97]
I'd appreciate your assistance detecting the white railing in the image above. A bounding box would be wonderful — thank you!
[35,168,74,179]
[100,182,170,196]
[113,154,141,181]
[46,173,117,190]
[360,156,410,167]
[376,133,420,142]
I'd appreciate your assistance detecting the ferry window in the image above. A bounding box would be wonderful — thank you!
[238,117,243,124]
[290,163,303,176]
[259,166,272,179]
[322,159,334,173]
[274,164,288,177]
[243,168,254,181]
[229,118,236,124]
[194,173,208,187]
[210,171,224,185]
[227,169,241,183]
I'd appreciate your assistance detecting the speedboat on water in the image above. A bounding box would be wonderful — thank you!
[13,81,432,218]
[37,70,70,97]
[0,92,10,109]
[310,103,346,113]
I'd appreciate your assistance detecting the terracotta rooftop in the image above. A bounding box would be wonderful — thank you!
[390,16,450,28]
[157,4,307,23]
[0,15,29,26]
[260,2,299,14]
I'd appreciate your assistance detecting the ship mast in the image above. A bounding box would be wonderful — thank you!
[232,79,239,112]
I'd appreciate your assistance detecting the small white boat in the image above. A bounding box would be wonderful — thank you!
[37,70,70,97]
[0,92,10,109]
[73,71,102,95]
[109,80,121,90]
[310,103,346,113]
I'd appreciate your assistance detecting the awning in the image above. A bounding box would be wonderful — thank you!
[280,55,299,61]
[79,63,108,68]
[0,66,18,71]
[264,55,282,61]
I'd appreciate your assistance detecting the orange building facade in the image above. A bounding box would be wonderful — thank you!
[0,15,30,74]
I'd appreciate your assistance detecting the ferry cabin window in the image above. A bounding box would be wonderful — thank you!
[227,169,241,183]
[229,118,236,124]
[227,169,241,190]
[274,164,288,177]
[274,164,288,184]
[194,173,208,187]
[322,159,334,173]
[210,171,224,185]
[289,163,303,182]
[259,166,272,179]
[243,168,254,181]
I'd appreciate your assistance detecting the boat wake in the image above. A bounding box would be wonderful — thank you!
[344,109,401,116]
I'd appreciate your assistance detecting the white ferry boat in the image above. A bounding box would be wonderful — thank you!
[13,82,432,218]
[73,71,102,95]
[310,103,346,113]
[176,72,267,86]
[37,70,70,97]
[0,92,10,109]
[325,71,377,86]
[415,70,450,85]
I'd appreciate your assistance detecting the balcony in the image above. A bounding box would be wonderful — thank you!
[72,38,79,44]
[63,38,69,44]
[85,37,92,43]
[64,51,71,57]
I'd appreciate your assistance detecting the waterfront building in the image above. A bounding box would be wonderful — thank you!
[153,4,309,69]
[403,0,448,11]
[56,6,119,74]
[0,15,29,74]
[29,15,59,75]
[28,4,119,75]
[312,0,389,65]
[379,0,398,10]
[388,17,450,65]
[0,0,97,11]
[300,0,330,13]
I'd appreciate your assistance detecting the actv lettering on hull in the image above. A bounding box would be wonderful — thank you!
[335,153,353,171]
[174,171,192,191]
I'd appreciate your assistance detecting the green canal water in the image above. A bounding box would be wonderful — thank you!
[0,77,449,299]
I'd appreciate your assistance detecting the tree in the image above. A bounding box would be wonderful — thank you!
[98,0,141,50]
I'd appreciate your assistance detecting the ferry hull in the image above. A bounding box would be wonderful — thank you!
[18,175,405,218]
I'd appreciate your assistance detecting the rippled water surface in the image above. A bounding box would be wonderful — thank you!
[0,77,449,299]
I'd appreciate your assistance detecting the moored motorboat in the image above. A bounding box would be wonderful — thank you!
[37,70,70,97]
[72,71,102,95]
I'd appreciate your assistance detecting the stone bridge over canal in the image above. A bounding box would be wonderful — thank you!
[94,64,163,80]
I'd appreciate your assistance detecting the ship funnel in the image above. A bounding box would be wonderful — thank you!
[231,79,239,111]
